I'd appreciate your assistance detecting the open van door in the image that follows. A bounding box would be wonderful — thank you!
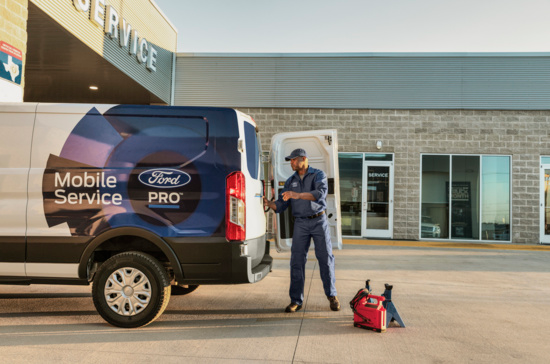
[270,130,341,252]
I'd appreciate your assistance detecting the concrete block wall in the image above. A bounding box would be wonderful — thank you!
[239,107,550,244]
[0,0,27,49]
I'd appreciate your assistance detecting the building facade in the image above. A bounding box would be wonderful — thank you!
[176,53,550,244]
[3,3,550,245]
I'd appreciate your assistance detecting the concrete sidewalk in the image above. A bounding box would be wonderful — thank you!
[343,238,550,251]
[0,242,549,363]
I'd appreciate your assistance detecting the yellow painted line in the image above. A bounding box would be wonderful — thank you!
[343,239,550,251]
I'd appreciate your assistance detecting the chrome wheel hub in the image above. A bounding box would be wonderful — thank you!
[105,267,151,316]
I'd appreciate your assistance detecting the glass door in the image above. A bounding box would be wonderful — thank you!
[338,154,363,237]
[362,160,393,238]
[540,164,550,244]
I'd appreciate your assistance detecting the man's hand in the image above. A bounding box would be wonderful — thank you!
[282,191,299,201]
[263,197,276,211]
[283,191,316,201]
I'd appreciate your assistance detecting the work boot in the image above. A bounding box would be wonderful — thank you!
[328,296,341,311]
[285,303,302,313]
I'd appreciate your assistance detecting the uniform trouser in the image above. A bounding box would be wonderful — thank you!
[289,214,337,305]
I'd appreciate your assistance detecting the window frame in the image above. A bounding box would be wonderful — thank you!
[419,153,512,243]
[338,152,394,238]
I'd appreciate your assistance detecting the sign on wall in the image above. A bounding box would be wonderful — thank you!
[72,0,158,72]
[0,41,23,85]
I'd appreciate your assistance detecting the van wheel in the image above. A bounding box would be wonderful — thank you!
[171,284,200,296]
[92,251,171,328]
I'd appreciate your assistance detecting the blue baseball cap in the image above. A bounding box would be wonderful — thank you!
[285,148,308,161]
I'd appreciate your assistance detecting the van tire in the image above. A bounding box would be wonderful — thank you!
[171,284,200,296]
[92,251,171,328]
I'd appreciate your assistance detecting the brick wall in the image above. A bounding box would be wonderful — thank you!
[0,0,28,92]
[239,107,550,244]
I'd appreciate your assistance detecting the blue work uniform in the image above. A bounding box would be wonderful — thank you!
[274,166,337,305]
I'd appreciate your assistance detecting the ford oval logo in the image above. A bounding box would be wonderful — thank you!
[138,168,191,189]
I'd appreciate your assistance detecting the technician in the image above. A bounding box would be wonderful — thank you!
[264,148,340,313]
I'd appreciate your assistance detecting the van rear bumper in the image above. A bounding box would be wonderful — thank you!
[165,235,272,285]
[232,235,273,284]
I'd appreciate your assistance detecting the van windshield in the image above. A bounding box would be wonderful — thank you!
[244,122,259,179]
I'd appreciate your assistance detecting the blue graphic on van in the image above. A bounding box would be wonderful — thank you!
[138,168,191,188]
[42,105,241,238]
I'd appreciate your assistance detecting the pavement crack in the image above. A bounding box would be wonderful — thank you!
[291,260,317,364]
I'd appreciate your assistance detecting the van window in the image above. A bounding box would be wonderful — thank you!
[102,108,209,168]
[244,122,259,179]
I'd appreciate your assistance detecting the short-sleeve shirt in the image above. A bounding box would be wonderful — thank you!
[274,166,328,218]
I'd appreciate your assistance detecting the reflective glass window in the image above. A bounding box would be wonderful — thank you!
[481,156,510,241]
[366,166,390,230]
[422,154,511,242]
[244,122,259,179]
[451,156,480,240]
[544,169,550,236]
[339,154,362,236]
[421,155,449,239]
[364,154,393,161]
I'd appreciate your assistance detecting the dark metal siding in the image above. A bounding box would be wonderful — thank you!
[175,54,550,109]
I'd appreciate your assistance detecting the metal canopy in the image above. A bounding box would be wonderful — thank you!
[24,3,164,105]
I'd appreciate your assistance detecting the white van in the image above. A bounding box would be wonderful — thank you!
[0,103,340,327]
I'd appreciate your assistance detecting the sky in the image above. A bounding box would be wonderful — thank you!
[153,0,550,53]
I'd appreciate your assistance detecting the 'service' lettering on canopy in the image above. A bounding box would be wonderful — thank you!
[72,0,158,72]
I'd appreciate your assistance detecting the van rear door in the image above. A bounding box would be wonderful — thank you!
[270,129,341,251]
[241,116,266,241]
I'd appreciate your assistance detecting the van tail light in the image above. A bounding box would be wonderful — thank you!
[226,172,246,241]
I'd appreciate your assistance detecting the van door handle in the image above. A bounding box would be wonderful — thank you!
[255,193,262,197]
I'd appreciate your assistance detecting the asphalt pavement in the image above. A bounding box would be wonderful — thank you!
[1,240,549,363]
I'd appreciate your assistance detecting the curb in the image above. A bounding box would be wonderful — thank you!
[343,239,550,251]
